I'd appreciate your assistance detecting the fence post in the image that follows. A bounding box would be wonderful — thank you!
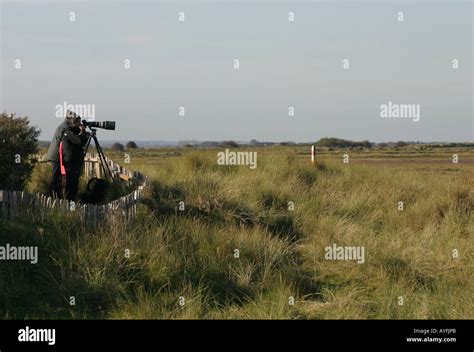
[2,156,146,224]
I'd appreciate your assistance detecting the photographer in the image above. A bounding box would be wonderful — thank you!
[61,120,89,201]
[47,112,115,200]
[46,111,82,198]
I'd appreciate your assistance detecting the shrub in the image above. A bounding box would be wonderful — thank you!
[395,141,408,148]
[0,113,40,190]
[126,141,138,149]
[315,137,373,149]
[219,140,239,148]
[111,142,125,151]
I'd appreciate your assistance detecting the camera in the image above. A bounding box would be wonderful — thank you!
[82,120,116,131]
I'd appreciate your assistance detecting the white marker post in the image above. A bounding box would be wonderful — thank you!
[311,145,315,164]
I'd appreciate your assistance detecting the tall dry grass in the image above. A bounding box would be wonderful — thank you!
[1,148,472,319]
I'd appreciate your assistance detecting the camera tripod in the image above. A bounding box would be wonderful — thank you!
[83,128,114,182]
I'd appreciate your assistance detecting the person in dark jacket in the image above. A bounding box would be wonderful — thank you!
[46,112,81,198]
[46,111,87,198]
[61,122,89,201]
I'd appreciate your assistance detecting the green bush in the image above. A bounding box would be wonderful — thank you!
[0,113,40,190]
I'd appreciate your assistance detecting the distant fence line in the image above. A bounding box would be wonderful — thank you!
[0,154,148,224]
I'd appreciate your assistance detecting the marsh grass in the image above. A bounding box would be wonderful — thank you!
[1,147,472,319]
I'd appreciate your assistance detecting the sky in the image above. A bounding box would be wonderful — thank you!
[1,0,472,142]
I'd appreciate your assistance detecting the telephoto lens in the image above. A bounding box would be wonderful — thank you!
[82,120,116,130]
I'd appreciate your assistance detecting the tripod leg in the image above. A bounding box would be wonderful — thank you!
[92,135,114,181]
[83,134,92,158]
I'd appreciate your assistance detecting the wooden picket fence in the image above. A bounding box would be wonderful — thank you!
[0,154,148,225]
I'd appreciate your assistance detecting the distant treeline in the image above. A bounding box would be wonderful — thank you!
[177,138,474,149]
[37,138,474,150]
[315,138,373,149]
[314,138,473,149]
[156,139,474,149]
